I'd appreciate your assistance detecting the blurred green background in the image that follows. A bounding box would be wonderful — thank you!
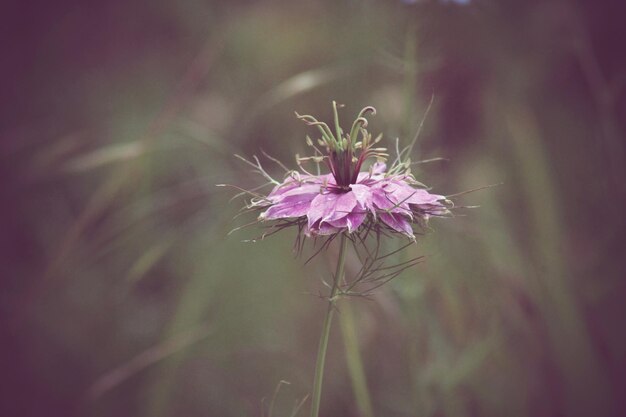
[2,1,625,416]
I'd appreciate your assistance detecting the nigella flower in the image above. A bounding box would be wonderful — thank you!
[255,161,446,239]
[225,102,451,245]
[222,103,459,417]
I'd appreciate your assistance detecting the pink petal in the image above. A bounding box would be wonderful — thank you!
[371,188,395,210]
[379,212,415,237]
[307,191,358,230]
[307,193,336,228]
[349,184,374,213]
[261,198,313,219]
[371,187,411,215]
[325,191,358,222]
[316,222,342,235]
[327,211,367,233]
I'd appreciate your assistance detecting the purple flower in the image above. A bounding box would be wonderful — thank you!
[239,102,449,241]
[217,102,455,294]
[255,162,446,239]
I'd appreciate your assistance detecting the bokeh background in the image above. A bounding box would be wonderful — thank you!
[2,0,625,416]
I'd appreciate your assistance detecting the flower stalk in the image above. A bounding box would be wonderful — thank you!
[310,232,348,417]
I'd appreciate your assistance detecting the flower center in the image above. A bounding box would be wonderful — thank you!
[296,101,388,190]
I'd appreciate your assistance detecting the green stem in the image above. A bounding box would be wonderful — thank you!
[339,301,375,417]
[310,233,348,417]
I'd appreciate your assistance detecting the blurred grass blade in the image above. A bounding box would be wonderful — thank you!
[127,238,176,284]
[339,301,375,417]
[64,141,147,173]
[505,102,615,417]
[87,323,213,401]
[258,65,354,112]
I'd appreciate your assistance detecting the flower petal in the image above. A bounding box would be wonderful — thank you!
[380,212,415,237]
[349,184,374,213]
[327,211,367,233]
[307,193,336,229]
[257,165,444,237]
[261,198,313,219]
[324,191,357,222]
[307,191,358,230]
